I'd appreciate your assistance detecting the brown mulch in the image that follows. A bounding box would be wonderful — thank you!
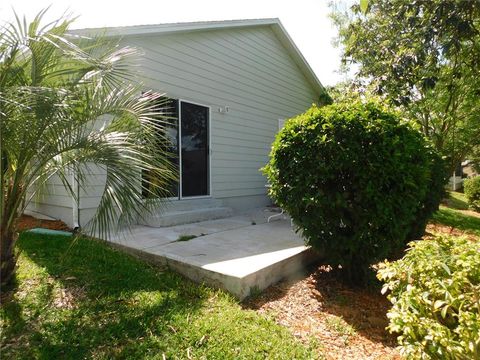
[244,265,400,360]
[243,213,480,359]
[15,214,70,232]
[425,223,479,241]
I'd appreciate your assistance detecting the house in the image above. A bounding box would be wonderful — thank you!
[28,18,325,228]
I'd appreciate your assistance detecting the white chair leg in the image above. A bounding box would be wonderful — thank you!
[267,209,285,223]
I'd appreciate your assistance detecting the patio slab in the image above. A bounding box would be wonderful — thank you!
[107,208,317,299]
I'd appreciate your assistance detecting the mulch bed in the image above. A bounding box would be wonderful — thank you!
[15,215,70,233]
[244,265,400,360]
[243,218,479,359]
[425,223,478,241]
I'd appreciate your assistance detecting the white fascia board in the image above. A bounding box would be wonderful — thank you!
[71,18,280,38]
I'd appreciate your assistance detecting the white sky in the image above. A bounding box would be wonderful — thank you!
[1,0,350,86]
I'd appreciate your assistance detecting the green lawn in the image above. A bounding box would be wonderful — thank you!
[442,190,470,210]
[431,191,480,237]
[432,206,480,236]
[1,232,320,359]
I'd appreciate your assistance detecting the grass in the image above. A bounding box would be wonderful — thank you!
[430,191,480,237]
[0,232,320,359]
[443,190,469,210]
[176,234,197,242]
[432,191,480,236]
[431,206,480,236]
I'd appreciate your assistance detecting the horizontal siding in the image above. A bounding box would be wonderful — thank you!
[214,188,267,198]
[28,193,73,208]
[127,25,319,200]
[212,144,271,156]
[27,174,73,210]
[32,24,319,225]
[135,31,314,98]
[140,55,311,110]
[211,167,266,176]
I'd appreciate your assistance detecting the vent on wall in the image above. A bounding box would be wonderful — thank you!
[218,106,229,114]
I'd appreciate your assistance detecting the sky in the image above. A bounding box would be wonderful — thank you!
[0,0,350,86]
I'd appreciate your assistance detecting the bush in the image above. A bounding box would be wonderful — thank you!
[406,150,447,240]
[262,102,435,284]
[464,176,480,211]
[377,235,480,359]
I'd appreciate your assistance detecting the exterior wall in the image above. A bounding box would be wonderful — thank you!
[123,25,319,211]
[30,24,320,226]
[26,173,75,227]
[77,165,107,227]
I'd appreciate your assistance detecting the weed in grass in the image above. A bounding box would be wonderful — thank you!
[176,234,197,242]
[248,285,262,299]
[306,336,326,358]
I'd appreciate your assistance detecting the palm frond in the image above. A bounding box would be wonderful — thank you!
[1,8,176,240]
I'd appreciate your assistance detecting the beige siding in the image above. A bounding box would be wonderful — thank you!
[31,24,320,225]
[26,173,74,226]
[123,25,318,204]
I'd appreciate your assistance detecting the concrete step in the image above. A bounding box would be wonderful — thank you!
[139,206,234,227]
[163,198,225,212]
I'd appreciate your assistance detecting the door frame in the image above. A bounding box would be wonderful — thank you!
[178,99,212,200]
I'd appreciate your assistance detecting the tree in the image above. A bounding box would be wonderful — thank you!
[331,0,480,170]
[469,146,480,174]
[0,10,175,287]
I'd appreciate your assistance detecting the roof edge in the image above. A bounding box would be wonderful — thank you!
[70,18,325,97]
[70,18,280,37]
[269,20,325,96]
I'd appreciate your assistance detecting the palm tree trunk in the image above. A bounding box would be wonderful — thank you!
[0,226,18,289]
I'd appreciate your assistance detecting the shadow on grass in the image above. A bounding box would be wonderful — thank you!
[2,232,208,359]
[432,207,480,236]
[442,191,469,211]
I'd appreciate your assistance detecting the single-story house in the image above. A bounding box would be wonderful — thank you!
[28,18,325,228]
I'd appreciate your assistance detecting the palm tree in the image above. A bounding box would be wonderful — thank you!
[0,10,175,288]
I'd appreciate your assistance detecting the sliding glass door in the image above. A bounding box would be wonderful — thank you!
[142,98,210,199]
[180,101,210,197]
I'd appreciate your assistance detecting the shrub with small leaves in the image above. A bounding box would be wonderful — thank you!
[263,101,437,284]
[464,176,480,212]
[377,235,480,359]
[406,149,446,240]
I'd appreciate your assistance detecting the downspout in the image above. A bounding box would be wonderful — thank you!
[72,167,80,230]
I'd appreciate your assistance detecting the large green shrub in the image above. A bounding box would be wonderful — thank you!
[263,102,435,283]
[464,176,480,211]
[407,150,447,240]
[377,235,480,359]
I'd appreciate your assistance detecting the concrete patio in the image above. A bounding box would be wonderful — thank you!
[108,208,317,299]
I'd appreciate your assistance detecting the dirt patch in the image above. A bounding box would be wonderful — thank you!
[52,285,85,310]
[16,214,70,233]
[244,266,400,360]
